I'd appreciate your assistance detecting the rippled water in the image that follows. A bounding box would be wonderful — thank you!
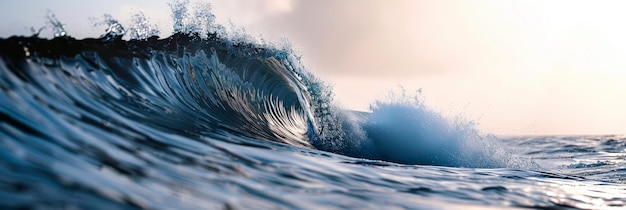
[1,1,625,209]
[2,127,625,209]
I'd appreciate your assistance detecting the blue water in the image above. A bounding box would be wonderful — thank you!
[1,1,625,209]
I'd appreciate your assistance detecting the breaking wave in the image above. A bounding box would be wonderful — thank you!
[1,0,526,173]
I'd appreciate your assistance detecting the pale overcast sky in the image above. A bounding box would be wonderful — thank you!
[2,0,625,135]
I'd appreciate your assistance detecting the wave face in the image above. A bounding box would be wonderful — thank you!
[1,0,519,169]
[1,34,316,145]
[0,32,344,209]
[2,2,625,209]
[0,34,513,168]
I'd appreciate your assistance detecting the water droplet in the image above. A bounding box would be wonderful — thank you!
[23,46,30,57]
[46,12,67,38]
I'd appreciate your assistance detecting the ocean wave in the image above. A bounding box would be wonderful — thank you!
[3,1,626,209]
[0,1,530,169]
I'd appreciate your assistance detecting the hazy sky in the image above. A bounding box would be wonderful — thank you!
[2,0,625,135]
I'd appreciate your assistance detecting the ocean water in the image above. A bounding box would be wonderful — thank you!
[1,2,625,209]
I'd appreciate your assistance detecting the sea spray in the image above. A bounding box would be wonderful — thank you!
[46,12,67,38]
[91,14,126,41]
[327,89,535,168]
